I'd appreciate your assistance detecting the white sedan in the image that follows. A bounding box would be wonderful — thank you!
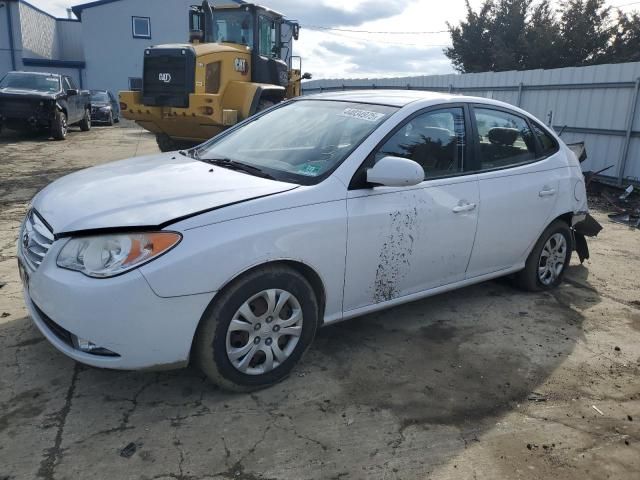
[18,91,597,391]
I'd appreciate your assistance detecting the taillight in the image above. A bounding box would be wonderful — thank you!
[120,102,128,110]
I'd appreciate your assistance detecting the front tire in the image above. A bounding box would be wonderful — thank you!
[51,111,68,140]
[515,220,572,291]
[79,108,91,131]
[194,266,319,391]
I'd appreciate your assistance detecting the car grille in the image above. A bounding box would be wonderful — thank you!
[20,210,54,271]
[0,99,42,118]
[142,48,195,108]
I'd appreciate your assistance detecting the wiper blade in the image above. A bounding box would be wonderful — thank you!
[178,148,200,159]
[202,157,275,180]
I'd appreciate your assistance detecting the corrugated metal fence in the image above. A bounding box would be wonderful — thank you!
[303,62,640,185]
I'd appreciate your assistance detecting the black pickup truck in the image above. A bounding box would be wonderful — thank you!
[0,71,91,140]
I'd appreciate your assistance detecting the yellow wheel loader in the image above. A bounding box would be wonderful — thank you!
[119,1,310,152]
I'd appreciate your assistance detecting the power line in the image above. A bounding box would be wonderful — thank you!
[304,25,449,35]
[306,1,639,38]
[611,1,640,7]
[318,28,450,48]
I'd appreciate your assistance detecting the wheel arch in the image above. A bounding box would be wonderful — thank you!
[248,86,286,115]
[217,260,326,320]
[188,259,327,364]
[522,211,575,262]
[55,101,67,117]
[551,211,573,227]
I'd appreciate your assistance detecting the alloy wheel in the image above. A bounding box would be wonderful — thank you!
[226,289,303,375]
[538,233,567,285]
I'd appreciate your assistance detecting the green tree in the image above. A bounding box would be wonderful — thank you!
[491,0,532,71]
[445,1,495,73]
[606,10,640,63]
[558,0,612,66]
[523,0,564,69]
[444,0,639,72]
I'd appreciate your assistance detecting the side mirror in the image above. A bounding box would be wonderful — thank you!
[366,156,424,187]
[301,72,312,80]
[66,88,78,96]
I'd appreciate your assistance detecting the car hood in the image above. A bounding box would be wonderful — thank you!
[0,88,57,100]
[32,153,298,235]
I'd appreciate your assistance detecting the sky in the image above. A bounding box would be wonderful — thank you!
[28,0,640,80]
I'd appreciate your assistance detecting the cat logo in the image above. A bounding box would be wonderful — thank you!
[158,73,172,83]
[234,58,248,74]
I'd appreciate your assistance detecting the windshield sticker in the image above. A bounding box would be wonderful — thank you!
[297,164,321,176]
[340,108,385,122]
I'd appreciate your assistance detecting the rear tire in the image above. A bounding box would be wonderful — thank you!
[194,265,319,392]
[51,111,68,140]
[515,220,572,291]
[79,108,91,131]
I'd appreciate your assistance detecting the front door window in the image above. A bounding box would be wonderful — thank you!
[375,108,466,179]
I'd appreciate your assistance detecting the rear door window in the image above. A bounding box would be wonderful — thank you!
[473,108,536,170]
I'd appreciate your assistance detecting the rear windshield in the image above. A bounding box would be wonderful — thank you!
[196,100,397,184]
[0,73,60,93]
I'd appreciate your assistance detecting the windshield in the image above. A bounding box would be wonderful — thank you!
[213,10,254,48]
[0,73,60,92]
[196,100,397,184]
[91,92,109,102]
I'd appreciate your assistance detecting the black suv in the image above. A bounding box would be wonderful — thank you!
[0,71,91,140]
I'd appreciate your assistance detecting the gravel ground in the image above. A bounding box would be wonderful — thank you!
[0,121,639,480]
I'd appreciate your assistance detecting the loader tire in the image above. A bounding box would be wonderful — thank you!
[156,134,180,152]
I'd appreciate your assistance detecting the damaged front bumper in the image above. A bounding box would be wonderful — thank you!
[572,212,603,263]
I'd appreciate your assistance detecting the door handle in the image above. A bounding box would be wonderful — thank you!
[452,203,477,213]
[539,187,557,197]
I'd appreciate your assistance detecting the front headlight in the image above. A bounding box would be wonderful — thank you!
[57,232,181,278]
[99,106,111,112]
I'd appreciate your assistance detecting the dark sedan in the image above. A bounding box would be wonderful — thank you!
[90,90,120,125]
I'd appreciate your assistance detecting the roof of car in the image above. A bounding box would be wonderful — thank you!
[302,89,519,111]
[303,90,450,107]
[7,71,60,77]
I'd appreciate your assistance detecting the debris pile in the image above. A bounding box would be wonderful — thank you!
[588,182,640,229]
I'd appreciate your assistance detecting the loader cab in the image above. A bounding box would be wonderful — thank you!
[190,2,292,87]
